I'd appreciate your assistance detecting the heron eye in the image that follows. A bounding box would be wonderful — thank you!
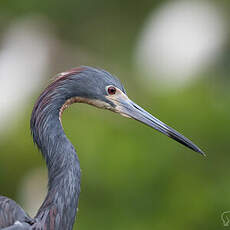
[107,86,116,95]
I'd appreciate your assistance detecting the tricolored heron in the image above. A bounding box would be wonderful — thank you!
[0,66,204,230]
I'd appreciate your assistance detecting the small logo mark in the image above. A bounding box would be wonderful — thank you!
[221,211,230,227]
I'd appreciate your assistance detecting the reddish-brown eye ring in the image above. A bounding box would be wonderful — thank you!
[108,86,116,95]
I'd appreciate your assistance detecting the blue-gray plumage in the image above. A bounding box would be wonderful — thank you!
[0,66,204,230]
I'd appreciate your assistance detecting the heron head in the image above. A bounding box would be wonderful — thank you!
[59,66,204,155]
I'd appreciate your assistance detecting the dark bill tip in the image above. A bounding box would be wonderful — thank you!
[167,132,205,156]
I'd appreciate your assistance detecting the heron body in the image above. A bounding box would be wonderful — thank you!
[0,66,204,230]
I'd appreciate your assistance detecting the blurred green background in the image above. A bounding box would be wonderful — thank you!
[0,0,230,229]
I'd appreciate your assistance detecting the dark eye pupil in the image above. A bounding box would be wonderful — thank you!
[108,87,116,95]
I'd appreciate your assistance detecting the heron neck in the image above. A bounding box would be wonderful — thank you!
[31,95,81,229]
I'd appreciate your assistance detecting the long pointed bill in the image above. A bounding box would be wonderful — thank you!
[110,94,204,156]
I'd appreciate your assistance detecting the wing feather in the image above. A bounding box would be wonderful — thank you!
[0,196,33,229]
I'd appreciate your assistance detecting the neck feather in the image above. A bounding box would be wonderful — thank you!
[30,70,83,229]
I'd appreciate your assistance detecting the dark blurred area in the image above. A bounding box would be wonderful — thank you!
[0,0,229,229]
